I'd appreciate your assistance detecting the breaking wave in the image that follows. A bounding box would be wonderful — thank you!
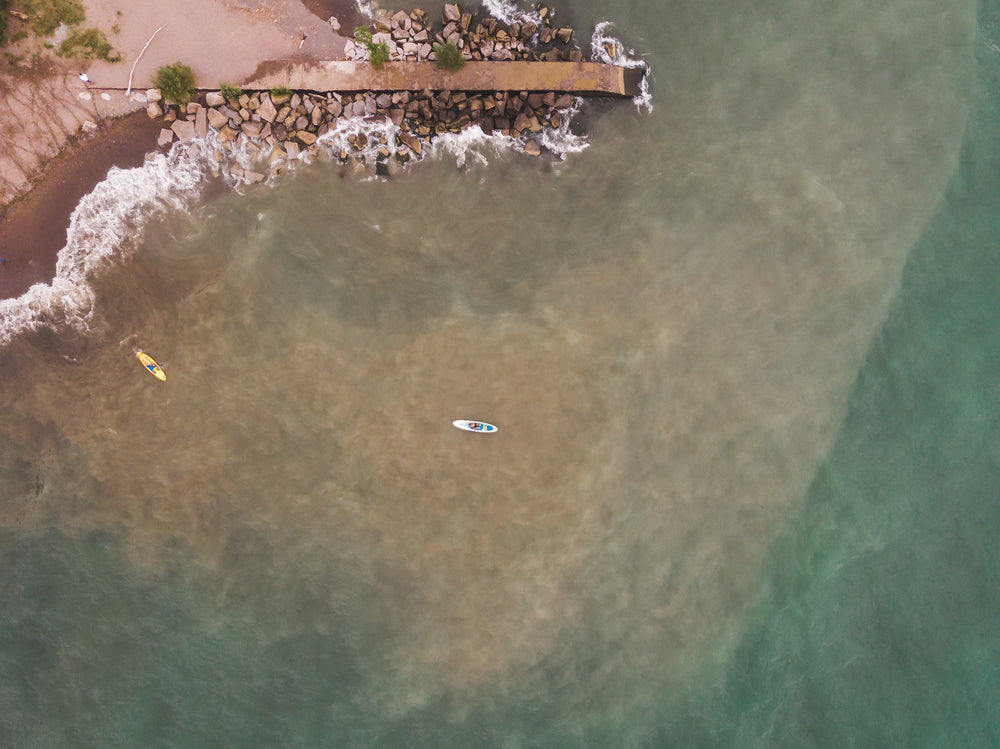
[590,21,653,111]
[0,143,210,346]
[0,105,591,347]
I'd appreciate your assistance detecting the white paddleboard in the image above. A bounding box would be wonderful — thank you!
[452,420,498,433]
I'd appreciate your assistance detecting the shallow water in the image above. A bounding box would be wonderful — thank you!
[2,0,996,745]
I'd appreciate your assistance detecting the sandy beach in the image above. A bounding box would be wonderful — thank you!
[0,0,361,299]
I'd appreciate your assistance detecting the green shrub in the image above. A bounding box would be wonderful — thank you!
[433,41,465,71]
[56,27,120,61]
[269,85,292,98]
[22,0,85,36]
[152,62,196,106]
[0,0,9,44]
[353,25,372,46]
[369,41,390,70]
[219,83,244,99]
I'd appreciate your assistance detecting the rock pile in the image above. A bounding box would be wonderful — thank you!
[148,4,588,174]
[344,3,582,63]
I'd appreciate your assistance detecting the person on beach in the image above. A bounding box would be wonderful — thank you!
[78,72,91,84]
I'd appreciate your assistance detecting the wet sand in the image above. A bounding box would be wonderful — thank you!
[0,113,166,300]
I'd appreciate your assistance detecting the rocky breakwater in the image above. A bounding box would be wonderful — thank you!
[146,4,596,178]
[344,4,582,64]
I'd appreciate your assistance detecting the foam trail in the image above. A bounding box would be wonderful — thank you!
[590,21,653,112]
[355,0,378,21]
[480,0,542,26]
[0,143,210,346]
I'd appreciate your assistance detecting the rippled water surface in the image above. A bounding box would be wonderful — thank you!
[4,0,999,746]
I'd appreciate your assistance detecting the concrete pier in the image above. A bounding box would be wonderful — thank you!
[239,60,642,97]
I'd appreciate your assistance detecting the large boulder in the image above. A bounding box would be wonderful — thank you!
[398,130,422,155]
[195,107,208,138]
[170,119,197,140]
[207,108,229,129]
[443,3,461,23]
[257,95,278,123]
[206,91,225,107]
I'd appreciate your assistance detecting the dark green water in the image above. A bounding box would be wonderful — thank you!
[2,0,998,746]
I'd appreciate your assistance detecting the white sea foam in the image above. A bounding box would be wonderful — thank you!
[0,142,210,346]
[0,109,589,347]
[480,0,542,26]
[355,0,379,21]
[590,21,653,112]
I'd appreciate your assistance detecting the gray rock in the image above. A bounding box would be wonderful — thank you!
[206,91,225,107]
[242,122,263,139]
[82,120,98,133]
[388,108,404,126]
[157,128,175,147]
[171,119,197,140]
[195,107,208,138]
[296,130,317,146]
[268,146,287,165]
[130,91,148,104]
[146,102,163,118]
[257,95,278,123]
[244,170,265,184]
[145,88,162,103]
[398,130,422,155]
[218,125,238,142]
[443,3,460,23]
[376,93,392,109]
[311,106,323,127]
[207,108,229,129]
[523,139,541,156]
[285,141,300,159]
[327,100,343,118]
[328,16,340,31]
[554,93,574,109]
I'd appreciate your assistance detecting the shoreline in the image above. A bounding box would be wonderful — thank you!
[0,113,166,300]
[0,0,361,302]
[0,0,631,304]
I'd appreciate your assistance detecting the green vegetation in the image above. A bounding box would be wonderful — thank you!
[22,0,84,36]
[0,0,10,44]
[369,41,390,70]
[269,85,292,98]
[57,27,120,61]
[353,25,372,47]
[152,62,196,106]
[2,0,121,61]
[354,25,390,70]
[433,41,465,71]
[219,83,244,99]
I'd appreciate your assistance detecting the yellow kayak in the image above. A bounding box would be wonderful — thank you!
[136,350,166,381]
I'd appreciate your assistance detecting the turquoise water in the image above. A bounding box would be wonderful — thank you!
[2,0,998,745]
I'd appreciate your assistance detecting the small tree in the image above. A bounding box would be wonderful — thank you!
[355,25,390,70]
[219,83,244,99]
[369,41,390,70]
[353,25,372,47]
[433,41,465,71]
[152,62,196,106]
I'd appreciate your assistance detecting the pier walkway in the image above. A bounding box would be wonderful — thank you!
[237,60,641,97]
